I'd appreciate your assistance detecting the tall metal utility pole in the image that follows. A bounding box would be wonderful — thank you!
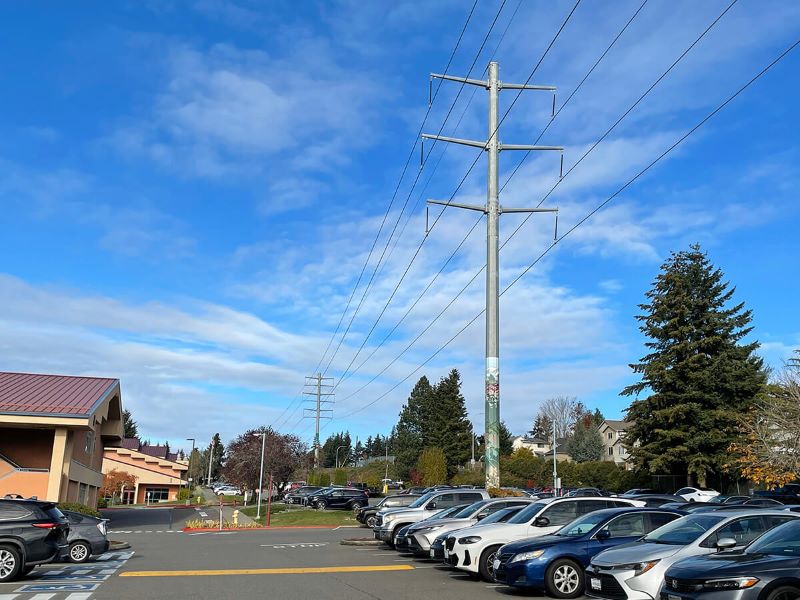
[423,61,561,489]
[303,373,334,469]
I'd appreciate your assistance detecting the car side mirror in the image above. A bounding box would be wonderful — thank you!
[429,502,437,509]
[596,528,611,541]
[534,516,550,527]
[716,538,736,551]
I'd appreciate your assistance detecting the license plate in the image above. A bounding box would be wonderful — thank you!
[493,559,500,571]
[590,578,601,591]
[430,549,435,558]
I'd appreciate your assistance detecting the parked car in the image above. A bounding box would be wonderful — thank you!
[393,505,467,550]
[284,486,325,505]
[429,506,526,560]
[585,510,799,600]
[753,483,800,504]
[357,494,421,528]
[400,487,427,495]
[374,488,489,548]
[0,498,69,582]
[60,510,109,563]
[566,488,607,497]
[445,496,645,581]
[661,518,800,600]
[622,489,660,497]
[216,486,242,497]
[707,494,751,504]
[307,488,368,510]
[631,494,686,507]
[404,497,535,556]
[660,502,722,513]
[494,507,684,598]
[675,487,720,502]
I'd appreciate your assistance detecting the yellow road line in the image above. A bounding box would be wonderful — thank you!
[120,565,415,578]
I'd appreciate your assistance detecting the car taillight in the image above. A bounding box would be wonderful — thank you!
[32,522,59,529]
[98,521,107,536]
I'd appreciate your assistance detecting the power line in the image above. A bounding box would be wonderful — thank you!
[326,0,746,415]
[269,0,481,431]
[330,0,647,395]
[317,0,511,381]
[336,34,800,419]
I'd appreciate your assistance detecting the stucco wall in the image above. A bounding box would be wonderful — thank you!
[0,428,54,468]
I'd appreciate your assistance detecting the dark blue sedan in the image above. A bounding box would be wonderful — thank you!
[494,507,684,598]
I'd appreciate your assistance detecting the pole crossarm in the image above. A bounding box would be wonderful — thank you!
[421,133,486,149]
[500,82,556,91]
[431,72,487,88]
[427,199,485,213]
[500,144,563,151]
[500,207,558,214]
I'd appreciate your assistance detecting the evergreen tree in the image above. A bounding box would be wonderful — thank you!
[566,415,604,462]
[591,408,605,427]
[394,376,433,478]
[364,436,374,456]
[429,370,473,477]
[529,414,553,439]
[623,245,766,486]
[122,409,138,438]
[499,421,514,456]
[417,447,447,486]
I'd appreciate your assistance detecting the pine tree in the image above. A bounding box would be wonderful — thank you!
[394,377,433,478]
[623,245,766,487]
[122,409,138,438]
[499,421,514,456]
[429,370,473,477]
[566,415,604,462]
[529,414,553,439]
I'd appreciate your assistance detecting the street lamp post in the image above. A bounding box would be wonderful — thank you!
[185,438,195,506]
[254,432,266,520]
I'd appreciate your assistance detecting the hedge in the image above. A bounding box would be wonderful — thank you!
[58,502,102,518]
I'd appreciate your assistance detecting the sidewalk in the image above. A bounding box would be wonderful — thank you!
[198,487,257,526]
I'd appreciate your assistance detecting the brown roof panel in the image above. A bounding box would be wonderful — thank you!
[0,371,119,416]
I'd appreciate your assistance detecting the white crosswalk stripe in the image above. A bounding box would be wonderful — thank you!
[29,594,56,600]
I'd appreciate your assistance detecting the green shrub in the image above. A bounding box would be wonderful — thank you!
[487,487,525,498]
[59,502,102,518]
[96,498,108,509]
[333,468,347,486]
[449,469,484,487]
[417,447,447,486]
[177,488,190,501]
[318,472,331,486]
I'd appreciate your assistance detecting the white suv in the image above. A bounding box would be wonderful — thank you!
[374,489,489,547]
[445,496,644,581]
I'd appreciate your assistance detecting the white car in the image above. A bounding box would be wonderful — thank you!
[585,510,799,600]
[674,487,720,502]
[216,486,242,496]
[445,496,644,581]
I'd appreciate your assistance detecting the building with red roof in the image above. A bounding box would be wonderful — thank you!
[0,371,124,505]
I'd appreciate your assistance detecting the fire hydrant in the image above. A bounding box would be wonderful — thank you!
[232,509,239,527]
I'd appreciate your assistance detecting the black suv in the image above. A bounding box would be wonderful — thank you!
[284,486,325,506]
[357,494,421,528]
[308,488,368,510]
[0,498,69,582]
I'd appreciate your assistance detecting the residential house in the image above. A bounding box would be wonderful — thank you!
[103,438,188,504]
[0,371,124,505]
[511,435,572,462]
[599,419,634,469]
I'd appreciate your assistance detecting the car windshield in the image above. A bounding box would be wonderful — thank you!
[708,496,726,503]
[507,501,549,524]
[407,491,436,508]
[452,500,488,519]
[643,514,724,545]
[746,520,800,556]
[555,512,609,537]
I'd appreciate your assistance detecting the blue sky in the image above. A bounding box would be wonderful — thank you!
[1,0,798,454]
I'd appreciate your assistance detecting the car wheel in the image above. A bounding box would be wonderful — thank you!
[366,515,377,528]
[478,544,502,582]
[68,541,91,563]
[545,558,584,599]
[317,500,327,510]
[351,501,365,510]
[766,586,800,600]
[0,545,22,583]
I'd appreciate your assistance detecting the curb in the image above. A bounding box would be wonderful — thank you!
[340,539,383,546]
[181,525,341,532]
[109,541,131,550]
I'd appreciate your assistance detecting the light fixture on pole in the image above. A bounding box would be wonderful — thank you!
[185,438,195,506]
[335,445,349,469]
[253,432,266,520]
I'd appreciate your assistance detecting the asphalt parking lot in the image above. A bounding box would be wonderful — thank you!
[0,514,590,599]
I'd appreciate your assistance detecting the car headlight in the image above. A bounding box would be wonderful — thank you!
[510,550,545,563]
[703,577,759,590]
[458,536,482,544]
[383,514,395,522]
[618,560,660,576]
[418,525,441,533]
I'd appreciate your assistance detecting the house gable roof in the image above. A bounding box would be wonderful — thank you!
[0,371,119,417]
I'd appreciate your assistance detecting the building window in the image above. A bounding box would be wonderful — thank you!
[608,447,613,456]
[145,487,170,502]
[84,431,94,454]
[607,432,613,439]
[79,483,88,504]
[619,446,625,455]
[537,443,544,448]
